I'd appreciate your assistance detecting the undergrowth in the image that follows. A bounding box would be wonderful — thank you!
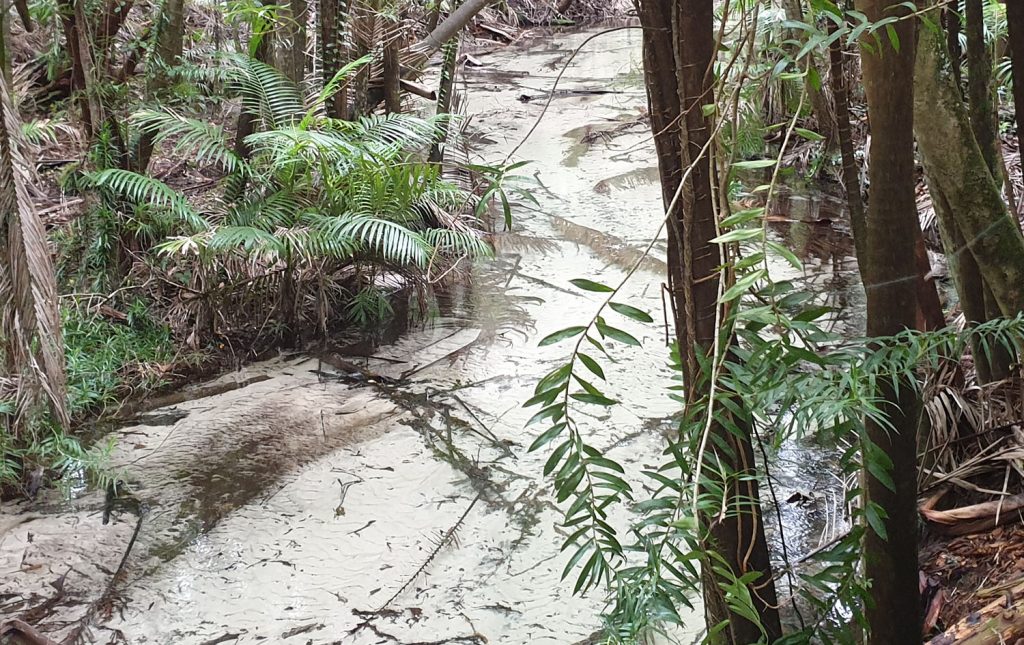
[62,299,180,417]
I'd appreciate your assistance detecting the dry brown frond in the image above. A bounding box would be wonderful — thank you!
[0,70,69,431]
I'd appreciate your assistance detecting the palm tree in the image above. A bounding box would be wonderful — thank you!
[0,44,71,480]
[86,56,491,339]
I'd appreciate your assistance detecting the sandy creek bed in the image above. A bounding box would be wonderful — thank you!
[1,28,862,644]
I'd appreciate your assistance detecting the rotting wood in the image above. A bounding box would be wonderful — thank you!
[927,579,1024,644]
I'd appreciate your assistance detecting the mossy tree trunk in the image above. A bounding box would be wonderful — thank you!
[319,0,351,119]
[915,22,1024,320]
[1007,0,1024,156]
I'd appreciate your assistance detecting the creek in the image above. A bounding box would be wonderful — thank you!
[0,28,863,644]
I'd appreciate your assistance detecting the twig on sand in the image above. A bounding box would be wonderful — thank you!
[349,493,483,636]
[60,509,146,644]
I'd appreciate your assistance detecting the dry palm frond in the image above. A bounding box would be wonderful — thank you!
[0,72,70,430]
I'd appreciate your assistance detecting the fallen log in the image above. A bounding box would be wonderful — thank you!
[920,493,1024,536]
[0,620,61,645]
[927,580,1024,644]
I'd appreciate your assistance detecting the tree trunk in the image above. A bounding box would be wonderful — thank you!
[275,0,307,84]
[319,0,350,118]
[382,21,402,113]
[966,0,999,175]
[854,0,923,642]
[1008,0,1024,157]
[636,2,781,642]
[915,22,1024,319]
[364,0,495,109]
[428,25,459,163]
[914,228,946,331]
[0,37,71,435]
[946,1,962,89]
[135,0,185,172]
[827,13,865,272]
[782,0,836,146]
[57,0,102,136]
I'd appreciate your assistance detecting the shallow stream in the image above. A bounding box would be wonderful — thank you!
[0,28,863,644]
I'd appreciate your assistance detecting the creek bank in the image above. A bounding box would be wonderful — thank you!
[4,27,867,645]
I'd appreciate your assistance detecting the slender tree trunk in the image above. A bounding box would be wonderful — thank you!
[946,1,963,89]
[227,35,270,201]
[135,0,185,172]
[96,0,135,71]
[348,0,373,118]
[319,0,350,118]
[1008,0,1024,156]
[827,13,865,274]
[58,0,102,136]
[637,2,781,642]
[782,0,836,145]
[366,0,494,108]
[275,0,307,84]
[854,1,923,642]
[382,20,403,113]
[13,0,32,31]
[966,0,999,174]
[913,228,946,331]
[428,21,460,163]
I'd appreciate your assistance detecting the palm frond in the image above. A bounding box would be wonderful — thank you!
[422,228,493,259]
[233,56,305,128]
[131,109,246,174]
[0,72,69,428]
[86,169,209,232]
[304,54,374,123]
[303,213,430,268]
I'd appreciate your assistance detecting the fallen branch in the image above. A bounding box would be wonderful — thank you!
[920,493,1024,536]
[61,510,145,644]
[0,620,61,645]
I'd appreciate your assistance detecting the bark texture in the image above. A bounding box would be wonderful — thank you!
[915,24,1024,318]
[636,2,781,642]
[1008,0,1024,155]
[854,0,923,642]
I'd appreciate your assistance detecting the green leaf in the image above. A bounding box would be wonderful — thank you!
[538,326,587,346]
[570,392,618,406]
[570,278,614,293]
[766,240,802,270]
[794,127,824,142]
[536,364,572,394]
[732,159,777,170]
[595,320,641,347]
[719,207,765,228]
[864,502,889,541]
[578,353,606,380]
[719,269,767,303]
[529,422,567,452]
[711,228,764,244]
[609,302,654,323]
